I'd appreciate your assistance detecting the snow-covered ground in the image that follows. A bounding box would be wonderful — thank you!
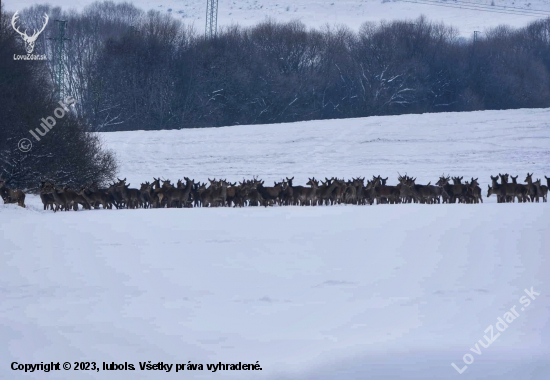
[4,0,550,36]
[2,108,550,379]
[100,107,550,190]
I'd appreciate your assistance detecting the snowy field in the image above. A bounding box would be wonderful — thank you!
[2,108,550,379]
[4,0,550,37]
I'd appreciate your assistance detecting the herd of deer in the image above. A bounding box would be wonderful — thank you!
[0,173,548,211]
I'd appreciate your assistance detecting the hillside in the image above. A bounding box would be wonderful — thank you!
[4,0,550,36]
[98,108,550,190]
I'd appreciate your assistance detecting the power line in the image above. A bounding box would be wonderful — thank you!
[451,0,550,14]
[406,0,550,17]
[400,0,550,17]
[402,0,549,17]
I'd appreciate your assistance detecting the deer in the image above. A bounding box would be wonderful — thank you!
[371,176,394,204]
[67,187,91,211]
[47,184,76,211]
[149,178,175,208]
[449,176,466,203]
[534,179,548,202]
[398,174,413,203]
[335,178,350,205]
[165,177,194,208]
[318,177,340,205]
[39,180,55,210]
[299,178,319,206]
[436,175,453,204]
[487,184,501,202]
[284,177,305,206]
[140,182,153,208]
[46,184,65,212]
[406,177,436,204]
[509,175,529,203]
[225,181,239,207]
[372,176,399,204]
[543,176,550,201]
[499,173,521,203]
[78,184,111,210]
[256,180,284,206]
[58,186,89,211]
[192,182,207,207]
[12,12,49,54]
[0,178,26,208]
[149,177,164,208]
[182,177,196,207]
[419,181,438,204]
[467,178,483,204]
[245,180,264,207]
[203,178,228,207]
[488,175,505,203]
[117,182,141,209]
[343,179,358,205]
[106,181,125,209]
[353,177,366,205]
[363,180,376,205]
[525,173,540,203]
[279,178,294,206]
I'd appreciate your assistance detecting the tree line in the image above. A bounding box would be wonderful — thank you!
[0,3,117,191]
[7,2,550,133]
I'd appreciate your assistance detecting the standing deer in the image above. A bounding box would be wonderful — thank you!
[39,180,55,210]
[78,185,111,210]
[534,179,548,202]
[140,182,153,209]
[525,173,539,203]
[47,184,77,211]
[436,175,453,204]
[0,178,26,208]
[467,178,483,204]
[117,182,141,209]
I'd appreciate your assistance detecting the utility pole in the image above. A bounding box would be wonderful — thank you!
[474,31,480,43]
[48,20,70,101]
[205,0,218,39]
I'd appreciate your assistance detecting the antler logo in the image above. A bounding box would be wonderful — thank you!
[12,11,49,54]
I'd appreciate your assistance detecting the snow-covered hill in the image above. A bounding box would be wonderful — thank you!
[98,108,550,190]
[5,0,550,36]
[2,108,550,380]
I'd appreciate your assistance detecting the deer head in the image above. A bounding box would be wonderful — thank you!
[12,12,49,54]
